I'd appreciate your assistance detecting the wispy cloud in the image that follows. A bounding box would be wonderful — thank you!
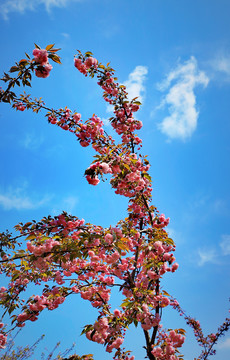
[195,233,230,267]
[123,65,148,103]
[157,57,209,141]
[217,337,230,349]
[197,248,217,266]
[0,183,50,210]
[0,0,82,19]
[220,235,230,256]
[20,133,44,150]
[209,54,230,82]
[51,195,78,215]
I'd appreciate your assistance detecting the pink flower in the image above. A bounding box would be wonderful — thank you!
[15,102,26,111]
[105,233,113,244]
[171,262,179,272]
[100,162,112,174]
[73,113,81,122]
[86,175,100,185]
[114,309,121,317]
[0,333,7,349]
[33,49,48,65]
[84,56,98,69]
[74,58,87,74]
[35,63,53,78]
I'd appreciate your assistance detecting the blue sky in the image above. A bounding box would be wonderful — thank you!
[0,0,230,359]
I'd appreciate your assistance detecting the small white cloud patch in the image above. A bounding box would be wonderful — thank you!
[220,235,230,256]
[20,133,44,150]
[123,65,148,103]
[217,337,230,349]
[0,0,82,19]
[0,185,50,210]
[157,57,209,141]
[197,248,216,266]
[209,54,230,82]
[51,195,78,215]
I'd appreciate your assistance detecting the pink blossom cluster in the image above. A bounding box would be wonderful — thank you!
[110,155,152,198]
[74,53,143,148]
[14,102,26,111]
[76,115,104,147]
[85,161,112,185]
[33,48,52,78]
[0,287,7,300]
[17,291,66,327]
[48,109,107,152]
[153,214,170,229]
[27,238,59,256]
[74,56,98,75]
[137,304,161,330]
[85,316,125,353]
[112,104,143,144]
[151,330,185,360]
[0,331,7,349]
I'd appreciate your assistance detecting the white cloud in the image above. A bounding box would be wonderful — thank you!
[106,104,114,113]
[220,235,230,256]
[197,248,217,266]
[217,337,230,349]
[101,117,112,127]
[209,54,230,82]
[0,0,82,19]
[61,32,70,38]
[157,57,209,141]
[20,133,44,150]
[0,184,50,210]
[123,65,148,103]
[211,55,230,75]
[51,195,78,215]
[214,56,230,75]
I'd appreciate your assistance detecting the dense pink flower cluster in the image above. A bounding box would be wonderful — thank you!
[0,333,7,350]
[151,330,185,360]
[153,214,170,229]
[14,102,26,111]
[27,238,59,256]
[74,56,98,75]
[33,48,53,78]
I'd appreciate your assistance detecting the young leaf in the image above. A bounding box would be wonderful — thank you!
[46,44,55,51]
[34,43,41,49]
[10,66,19,73]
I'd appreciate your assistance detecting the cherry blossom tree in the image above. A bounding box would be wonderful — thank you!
[0,44,229,360]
